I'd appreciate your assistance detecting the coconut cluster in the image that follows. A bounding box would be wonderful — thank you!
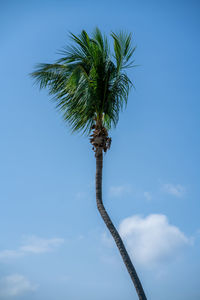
[90,125,111,155]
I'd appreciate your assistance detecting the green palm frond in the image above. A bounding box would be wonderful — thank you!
[111,31,136,71]
[30,28,135,134]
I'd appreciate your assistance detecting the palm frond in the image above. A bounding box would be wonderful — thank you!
[30,28,136,135]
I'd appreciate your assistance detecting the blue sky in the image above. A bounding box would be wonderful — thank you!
[0,0,200,299]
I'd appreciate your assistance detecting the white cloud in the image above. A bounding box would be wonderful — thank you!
[20,236,64,254]
[162,183,185,197]
[109,184,131,197]
[119,214,190,266]
[0,236,64,261]
[0,274,38,298]
[0,250,24,260]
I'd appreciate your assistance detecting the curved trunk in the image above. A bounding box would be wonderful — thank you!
[95,150,147,300]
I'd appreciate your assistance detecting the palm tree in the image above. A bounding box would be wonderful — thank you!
[31,28,147,300]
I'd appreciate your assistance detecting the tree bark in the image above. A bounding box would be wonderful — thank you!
[95,149,147,300]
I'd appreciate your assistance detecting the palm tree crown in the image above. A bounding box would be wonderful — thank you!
[31,28,135,134]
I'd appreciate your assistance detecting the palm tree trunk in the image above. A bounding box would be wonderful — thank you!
[95,149,147,300]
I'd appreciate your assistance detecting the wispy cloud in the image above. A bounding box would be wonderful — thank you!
[109,184,131,197]
[0,250,24,260]
[143,191,152,201]
[119,214,191,267]
[162,183,185,197]
[101,232,114,248]
[0,274,38,297]
[75,191,87,200]
[0,236,64,261]
[20,236,64,254]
